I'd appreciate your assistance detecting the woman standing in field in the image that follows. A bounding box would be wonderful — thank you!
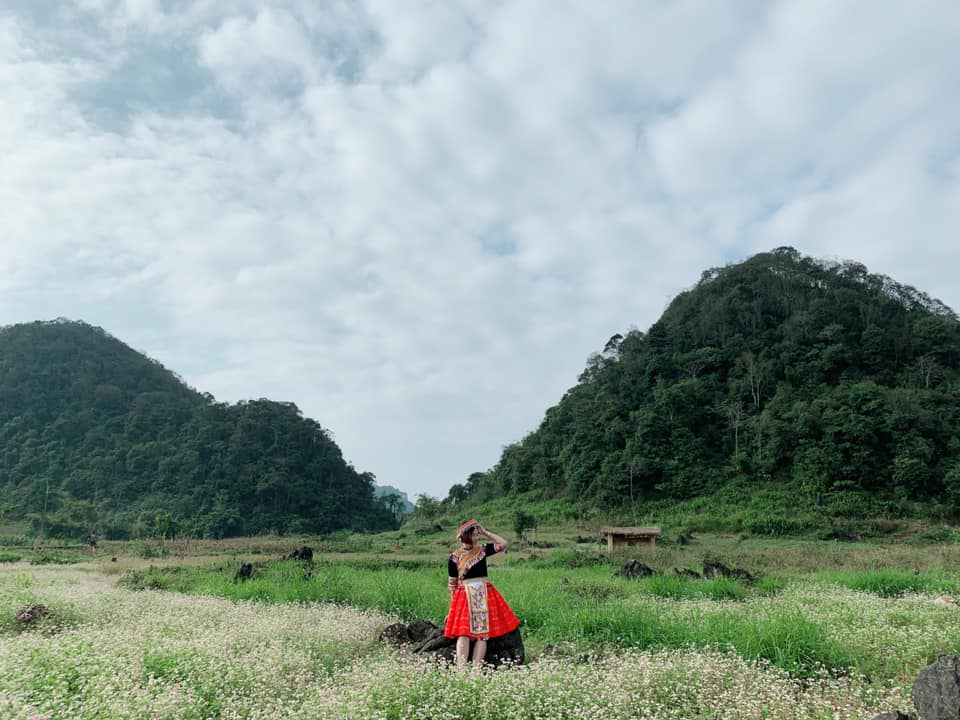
[444,519,520,667]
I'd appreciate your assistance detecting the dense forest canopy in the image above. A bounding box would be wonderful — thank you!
[450,248,960,520]
[0,319,396,539]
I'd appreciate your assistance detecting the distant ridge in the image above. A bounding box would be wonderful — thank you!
[452,248,960,522]
[0,319,396,539]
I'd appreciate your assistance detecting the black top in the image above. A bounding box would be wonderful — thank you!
[448,542,502,581]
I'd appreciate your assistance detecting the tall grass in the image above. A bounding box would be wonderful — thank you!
[120,559,880,678]
[814,568,959,597]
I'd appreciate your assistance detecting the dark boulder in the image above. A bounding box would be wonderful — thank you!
[913,655,960,720]
[234,563,253,582]
[287,546,314,562]
[412,627,452,654]
[703,560,755,583]
[405,623,524,668]
[617,560,655,579]
[407,619,437,643]
[379,623,412,645]
[486,628,525,666]
[872,713,911,720]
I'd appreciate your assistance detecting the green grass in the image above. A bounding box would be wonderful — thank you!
[814,568,960,597]
[119,558,874,678]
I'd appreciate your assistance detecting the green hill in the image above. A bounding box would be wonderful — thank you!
[0,319,395,539]
[452,248,960,528]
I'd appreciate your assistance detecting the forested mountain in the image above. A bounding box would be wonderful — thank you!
[453,248,960,519]
[374,484,414,517]
[0,319,395,539]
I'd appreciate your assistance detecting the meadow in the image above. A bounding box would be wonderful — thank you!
[2,529,960,719]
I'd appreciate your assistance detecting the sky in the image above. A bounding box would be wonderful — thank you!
[1,1,958,501]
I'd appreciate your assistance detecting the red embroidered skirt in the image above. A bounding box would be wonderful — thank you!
[444,579,519,639]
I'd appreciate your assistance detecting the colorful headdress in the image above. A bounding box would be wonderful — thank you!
[456,519,479,540]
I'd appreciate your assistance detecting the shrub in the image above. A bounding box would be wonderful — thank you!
[824,569,958,597]
[907,526,958,546]
[744,517,811,537]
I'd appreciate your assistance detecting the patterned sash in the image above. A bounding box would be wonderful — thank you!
[462,578,490,635]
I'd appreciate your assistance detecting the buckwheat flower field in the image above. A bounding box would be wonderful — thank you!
[1,562,941,719]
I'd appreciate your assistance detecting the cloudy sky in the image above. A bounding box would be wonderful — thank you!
[1,1,958,501]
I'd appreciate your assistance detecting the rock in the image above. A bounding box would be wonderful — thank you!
[412,627,452,654]
[702,560,727,579]
[484,627,525,666]
[872,712,911,720]
[577,650,603,663]
[673,567,701,580]
[16,603,51,625]
[379,623,412,645]
[408,623,524,667]
[703,560,755,583]
[407,619,437,643]
[376,619,438,647]
[617,560,655,579]
[287,546,313,562]
[913,655,960,720]
[234,563,253,582]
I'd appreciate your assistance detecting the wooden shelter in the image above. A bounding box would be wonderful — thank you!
[599,526,661,553]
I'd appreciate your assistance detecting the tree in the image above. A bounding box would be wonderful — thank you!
[379,492,407,522]
[0,320,398,539]
[445,483,469,507]
[413,494,442,523]
[449,249,960,519]
[718,399,746,458]
[513,509,537,545]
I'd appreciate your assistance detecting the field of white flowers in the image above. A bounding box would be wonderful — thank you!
[2,562,946,719]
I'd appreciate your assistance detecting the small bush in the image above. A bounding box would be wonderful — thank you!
[753,574,789,596]
[907,526,958,546]
[529,550,611,569]
[823,569,958,597]
[744,517,811,537]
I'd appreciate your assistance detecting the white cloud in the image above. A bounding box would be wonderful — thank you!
[199,8,326,93]
[0,1,958,499]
